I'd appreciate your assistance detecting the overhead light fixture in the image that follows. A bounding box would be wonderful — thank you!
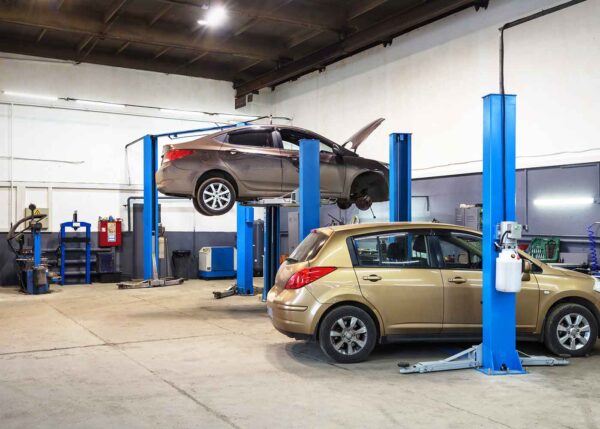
[533,197,595,207]
[215,113,259,121]
[75,100,125,109]
[2,90,58,101]
[197,5,227,27]
[160,108,208,116]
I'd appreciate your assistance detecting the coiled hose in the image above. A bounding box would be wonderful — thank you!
[588,223,600,273]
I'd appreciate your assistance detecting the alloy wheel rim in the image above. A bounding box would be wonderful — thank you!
[556,313,591,351]
[329,316,368,355]
[203,182,231,210]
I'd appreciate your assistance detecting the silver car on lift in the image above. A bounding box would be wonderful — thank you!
[156,119,389,216]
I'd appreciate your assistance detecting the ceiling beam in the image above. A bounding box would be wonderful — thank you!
[149,4,172,26]
[115,41,130,54]
[104,0,128,24]
[235,0,479,97]
[156,0,342,33]
[0,4,280,61]
[35,28,47,43]
[0,37,237,82]
[153,46,170,59]
[347,0,388,21]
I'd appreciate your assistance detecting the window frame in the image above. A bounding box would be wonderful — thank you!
[225,127,276,148]
[274,128,337,153]
[432,230,483,271]
[346,229,437,269]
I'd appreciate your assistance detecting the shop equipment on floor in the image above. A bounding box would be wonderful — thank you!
[198,246,236,279]
[59,214,92,285]
[6,204,57,294]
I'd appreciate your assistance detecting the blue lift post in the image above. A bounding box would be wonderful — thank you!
[480,93,524,374]
[298,138,321,240]
[236,204,255,295]
[143,134,160,280]
[262,206,280,301]
[399,94,567,374]
[389,133,412,222]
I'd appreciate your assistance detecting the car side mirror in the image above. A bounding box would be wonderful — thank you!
[522,260,532,282]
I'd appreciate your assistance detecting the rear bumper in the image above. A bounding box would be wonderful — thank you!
[267,287,325,337]
[156,163,195,196]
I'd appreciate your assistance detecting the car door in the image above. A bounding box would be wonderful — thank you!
[435,231,539,335]
[220,128,283,195]
[352,230,444,336]
[275,128,345,197]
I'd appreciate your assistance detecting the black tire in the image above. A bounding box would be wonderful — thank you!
[318,305,377,363]
[544,303,598,357]
[192,195,211,216]
[337,199,353,210]
[196,176,236,216]
[355,194,373,211]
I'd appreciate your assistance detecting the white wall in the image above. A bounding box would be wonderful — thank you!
[0,56,270,232]
[260,0,600,178]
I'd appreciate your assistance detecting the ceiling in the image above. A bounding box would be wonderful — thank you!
[0,0,489,105]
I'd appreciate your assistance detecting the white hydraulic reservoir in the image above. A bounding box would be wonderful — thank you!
[496,249,522,293]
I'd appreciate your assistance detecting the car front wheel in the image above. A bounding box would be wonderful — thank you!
[318,305,377,363]
[544,303,598,357]
[196,176,236,216]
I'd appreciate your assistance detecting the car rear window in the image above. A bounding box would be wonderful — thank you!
[288,231,329,263]
[228,131,272,147]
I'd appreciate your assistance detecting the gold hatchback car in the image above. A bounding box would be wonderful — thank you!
[267,222,600,363]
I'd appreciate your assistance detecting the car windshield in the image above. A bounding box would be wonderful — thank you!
[288,231,329,263]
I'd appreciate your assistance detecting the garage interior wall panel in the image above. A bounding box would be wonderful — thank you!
[262,0,600,178]
[0,55,267,232]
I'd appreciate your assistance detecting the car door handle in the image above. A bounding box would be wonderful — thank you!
[448,277,467,284]
[229,149,239,155]
[363,274,382,282]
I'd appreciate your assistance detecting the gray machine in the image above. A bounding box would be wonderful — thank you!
[455,204,482,230]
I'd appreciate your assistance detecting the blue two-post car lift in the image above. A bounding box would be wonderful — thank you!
[399,94,567,375]
[119,123,242,289]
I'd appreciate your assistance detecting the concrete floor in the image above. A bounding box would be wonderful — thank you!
[0,280,599,429]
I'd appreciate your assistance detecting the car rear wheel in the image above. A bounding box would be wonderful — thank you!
[544,303,598,357]
[196,176,236,216]
[318,305,377,363]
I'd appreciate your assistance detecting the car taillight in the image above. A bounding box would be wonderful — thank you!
[165,149,194,162]
[285,267,336,290]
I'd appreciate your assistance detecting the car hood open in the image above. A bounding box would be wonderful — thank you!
[342,118,385,151]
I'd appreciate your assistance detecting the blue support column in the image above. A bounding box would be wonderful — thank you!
[262,206,280,301]
[143,135,159,280]
[299,138,320,240]
[85,224,91,284]
[33,230,41,266]
[481,94,524,375]
[236,203,254,295]
[389,133,412,222]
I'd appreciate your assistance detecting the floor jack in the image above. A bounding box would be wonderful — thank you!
[117,229,184,289]
[7,204,60,294]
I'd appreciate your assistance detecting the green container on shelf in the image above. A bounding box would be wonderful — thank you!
[527,237,561,263]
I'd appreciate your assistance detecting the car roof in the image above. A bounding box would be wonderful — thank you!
[318,222,481,237]
[216,124,333,140]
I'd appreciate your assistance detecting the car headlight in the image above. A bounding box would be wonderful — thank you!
[594,277,600,293]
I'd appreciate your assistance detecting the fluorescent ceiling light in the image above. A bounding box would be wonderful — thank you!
[2,90,58,101]
[215,113,259,121]
[533,197,595,207]
[160,108,207,116]
[197,5,227,26]
[75,100,125,109]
